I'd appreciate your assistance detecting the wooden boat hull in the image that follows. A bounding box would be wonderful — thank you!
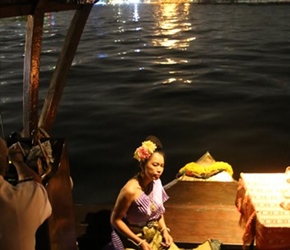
[164,180,244,248]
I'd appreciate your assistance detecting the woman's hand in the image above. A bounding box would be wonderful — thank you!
[160,229,173,248]
[140,239,152,250]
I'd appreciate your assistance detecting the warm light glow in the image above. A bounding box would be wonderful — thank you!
[152,3,193,48]
[97,0,194,3]
[98,0,141,4]
[162,78,192,84]
[240,173,290,228]
[150,3,196,84]
[94,1,197,84]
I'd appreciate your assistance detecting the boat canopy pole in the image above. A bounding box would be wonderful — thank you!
[1,1,96,250]
[4,0,97,137]
[22,0,48,137]
[38,4,94,133]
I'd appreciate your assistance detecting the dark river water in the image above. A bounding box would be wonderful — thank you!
[0,3,290,204]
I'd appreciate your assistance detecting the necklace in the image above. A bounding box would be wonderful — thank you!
[137,174,156,211]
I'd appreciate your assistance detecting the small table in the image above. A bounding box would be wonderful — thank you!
[235,173,290,250]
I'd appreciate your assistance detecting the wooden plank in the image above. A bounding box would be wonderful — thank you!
[46,139,78,250]
[38,4,93,132]
[164,181,244,247]
[23,1,48,136]
[165,205,243,245]
[165,181,238,206]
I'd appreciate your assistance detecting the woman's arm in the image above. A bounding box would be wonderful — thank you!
[158,214,173,247]
[158,214,167,231]
[110,183,150,249]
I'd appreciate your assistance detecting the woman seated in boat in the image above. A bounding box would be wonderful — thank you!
[105,135,179,250]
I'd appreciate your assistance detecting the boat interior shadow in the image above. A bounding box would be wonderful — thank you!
[77,209,112,250]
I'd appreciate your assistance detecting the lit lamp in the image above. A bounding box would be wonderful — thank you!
[280,166,290,210]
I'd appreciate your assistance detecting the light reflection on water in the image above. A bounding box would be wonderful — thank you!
[0,4,290,204]
[152,3,197,84]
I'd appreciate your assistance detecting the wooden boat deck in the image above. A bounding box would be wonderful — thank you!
[164,180,245,249]
[74,180,247,249]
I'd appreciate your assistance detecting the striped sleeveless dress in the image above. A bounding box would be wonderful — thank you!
[107,178,169,250]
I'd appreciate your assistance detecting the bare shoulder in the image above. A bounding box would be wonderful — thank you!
[119,177,141,201]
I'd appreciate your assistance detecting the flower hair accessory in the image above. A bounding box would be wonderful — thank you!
[133,140,157,162]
